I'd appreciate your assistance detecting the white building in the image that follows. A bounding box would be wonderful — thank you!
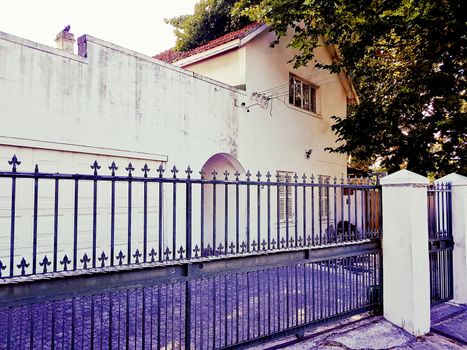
[0,25,361,272]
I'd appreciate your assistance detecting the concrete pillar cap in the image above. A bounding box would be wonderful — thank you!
[380,169,429,186]
[436,172,467,185]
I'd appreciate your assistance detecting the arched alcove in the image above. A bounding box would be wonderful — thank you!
[201,153,245,180]
[200,153,245,255]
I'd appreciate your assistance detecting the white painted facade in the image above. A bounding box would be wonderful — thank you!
[0,28,350,269]
[176,27,351,176]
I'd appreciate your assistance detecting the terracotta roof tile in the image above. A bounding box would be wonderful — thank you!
[154,22,263,64]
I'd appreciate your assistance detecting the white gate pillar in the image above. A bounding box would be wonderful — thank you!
[380,169,430,335]
[437,173,467,304]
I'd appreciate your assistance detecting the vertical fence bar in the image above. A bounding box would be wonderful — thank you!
[347,179,351,241]
[354,184,358,241]
[91,162,100,269]
[158,168,164,262]
[127,171,133,265]
[225,171,229,254]
[32,170,39,274]
[267,173,271,250]
[326,179,330,243]
[213,173,217,255]
[303,175,307,246]
[294,174,298,247]
[285,175,289,247]
[110,174,115,266]
[185,278,192,350]
[311,177,315,246]
[9,159,18,277]
[441,184,446,237]
[143,172,148,263]
[73,178,79,270]
[246,172,251,252]
[276,176,281,249]
[257,172,261,251]
[53,178,59,272]
[201,172,205,256]
[318,176,322,245]
[340,177,344,243]
[360,183,365,240]
[235,172,239,253]
[186,168,192,260]
[333,178,337,243]
[172,169,177,260]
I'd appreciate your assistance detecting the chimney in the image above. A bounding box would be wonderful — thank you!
[55,25,75,53]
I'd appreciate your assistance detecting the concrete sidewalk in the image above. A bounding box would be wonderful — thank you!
[431,302,467,345]
[251,304,466,349]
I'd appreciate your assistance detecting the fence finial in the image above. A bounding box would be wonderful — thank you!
[17,257,29,276]
[133,249,142,263]
[256,171,262,181]
[211,169,218,180]
[141,164,150,177]
[0,260,6,277]
[171,166,179,178]
[109,162,118,176]
[90,160,101,175]
[126,163,135,177]
[186,166,193,179]
[80,253,91,269]
[157,164,165,178]
[116,251,126,266]
[148,248,157,262]
[8,155,21,172]
[224,170,230,180]
[39,255,51,273]
[98,251,108,267]
[60,254,71,271]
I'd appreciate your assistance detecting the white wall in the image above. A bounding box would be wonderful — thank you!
[0,29,350,272]
[182,47,246,89]
[241,29,348,178]
[0,31,241,172]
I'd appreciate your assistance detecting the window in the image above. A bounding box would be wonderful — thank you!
[289,73,317,113]
[277,171,294,223]
[319,175,330,221]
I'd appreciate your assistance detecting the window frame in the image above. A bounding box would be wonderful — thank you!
[276,170,295,224]
[288,73,318,114]
[319,175,331,221]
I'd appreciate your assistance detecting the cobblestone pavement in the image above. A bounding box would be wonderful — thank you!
[251,309,466,350]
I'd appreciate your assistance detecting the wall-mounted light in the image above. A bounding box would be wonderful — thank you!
[305,149,313,159]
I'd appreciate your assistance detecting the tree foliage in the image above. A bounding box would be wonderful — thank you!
[237,0,467,176]
[165,0,253,51]
[169,0,466,176]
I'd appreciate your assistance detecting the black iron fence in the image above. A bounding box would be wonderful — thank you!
[427,182,453,304]
[0,245,382,349]
[0,155,381,280]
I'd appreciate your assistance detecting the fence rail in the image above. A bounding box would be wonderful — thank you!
[0,155,382,280]
[0,244,382,350]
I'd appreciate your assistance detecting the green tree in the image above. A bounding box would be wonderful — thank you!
[235,0,467,176]
[166,0,253,51]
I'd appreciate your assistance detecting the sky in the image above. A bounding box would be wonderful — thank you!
[0,0,198,56]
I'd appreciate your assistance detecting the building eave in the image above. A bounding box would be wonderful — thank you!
[325,44,359,105]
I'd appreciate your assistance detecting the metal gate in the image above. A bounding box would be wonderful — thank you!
[428,183,454,305]
[0,155,382,349]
